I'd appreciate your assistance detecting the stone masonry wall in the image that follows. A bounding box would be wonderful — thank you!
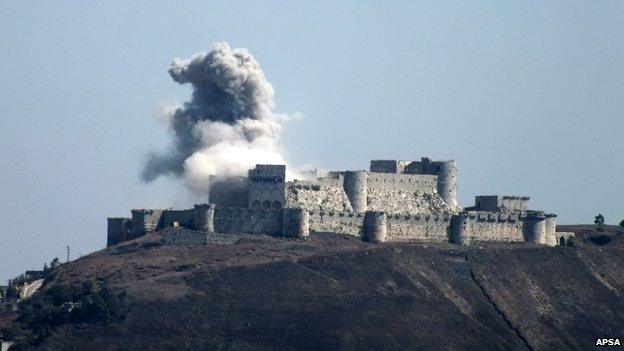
[463,212,525,243]
[214,207,283,235]
[161,228,208,245]
[367,189,456,215]
[161,210,195,229]
[367,173,438,193]
[385,215,451,243]
[285,183,353,212]
[308,211,362,236]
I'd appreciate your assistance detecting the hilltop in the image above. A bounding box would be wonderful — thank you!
[3,225,624,350]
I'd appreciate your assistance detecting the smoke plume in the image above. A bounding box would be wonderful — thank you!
[142,42,287,193]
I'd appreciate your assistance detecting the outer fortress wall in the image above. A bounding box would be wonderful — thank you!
[161,210,194,229]
[308,211,362,236]
[213,207,283,235]
[457,212,525,244]
[130,209,164,239]
[112,206,564,248]
[385,214,450,243]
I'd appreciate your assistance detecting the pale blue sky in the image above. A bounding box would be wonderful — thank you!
[1,1,622,282]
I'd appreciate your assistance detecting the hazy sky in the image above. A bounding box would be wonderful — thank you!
[1,1,622,283]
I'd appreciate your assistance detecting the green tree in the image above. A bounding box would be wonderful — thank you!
[619,219,624,227]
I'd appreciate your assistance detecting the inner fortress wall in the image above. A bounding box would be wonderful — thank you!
[288,177,343,189]
[285,183,353,212]
[367,173,438,193]
[208,176,249,208]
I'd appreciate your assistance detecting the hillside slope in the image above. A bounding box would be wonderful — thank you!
[8,226,624,350]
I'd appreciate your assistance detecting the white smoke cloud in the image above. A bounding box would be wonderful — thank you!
[142,42,291,194]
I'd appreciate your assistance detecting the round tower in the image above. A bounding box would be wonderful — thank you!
[523,213,547,245]
[544,214,557,246]
[436,161,458,207]
[363,211,387,243]
[282,208,310,238]
[343,171,368,213]
[194,204,215,232]
[450,214,470,246]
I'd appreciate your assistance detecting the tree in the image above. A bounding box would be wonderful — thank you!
[620,219,624,227]
[49,257,60,270]
[594,214,605,232]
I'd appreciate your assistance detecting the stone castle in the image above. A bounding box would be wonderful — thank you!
[107,158,574,247]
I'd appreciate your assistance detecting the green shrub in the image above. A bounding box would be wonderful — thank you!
[10,281,128,348]
[46,283,76,306]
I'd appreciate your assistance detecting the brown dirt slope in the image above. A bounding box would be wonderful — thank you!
[17,226,624,350]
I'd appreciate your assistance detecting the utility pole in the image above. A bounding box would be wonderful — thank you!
[66,245,70,263]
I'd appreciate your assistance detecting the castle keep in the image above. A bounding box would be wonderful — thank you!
[107,158,574,247]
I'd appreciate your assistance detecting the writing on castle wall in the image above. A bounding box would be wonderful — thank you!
[248,165,286,210]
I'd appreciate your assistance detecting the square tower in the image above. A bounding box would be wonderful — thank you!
[248,164,286,210]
